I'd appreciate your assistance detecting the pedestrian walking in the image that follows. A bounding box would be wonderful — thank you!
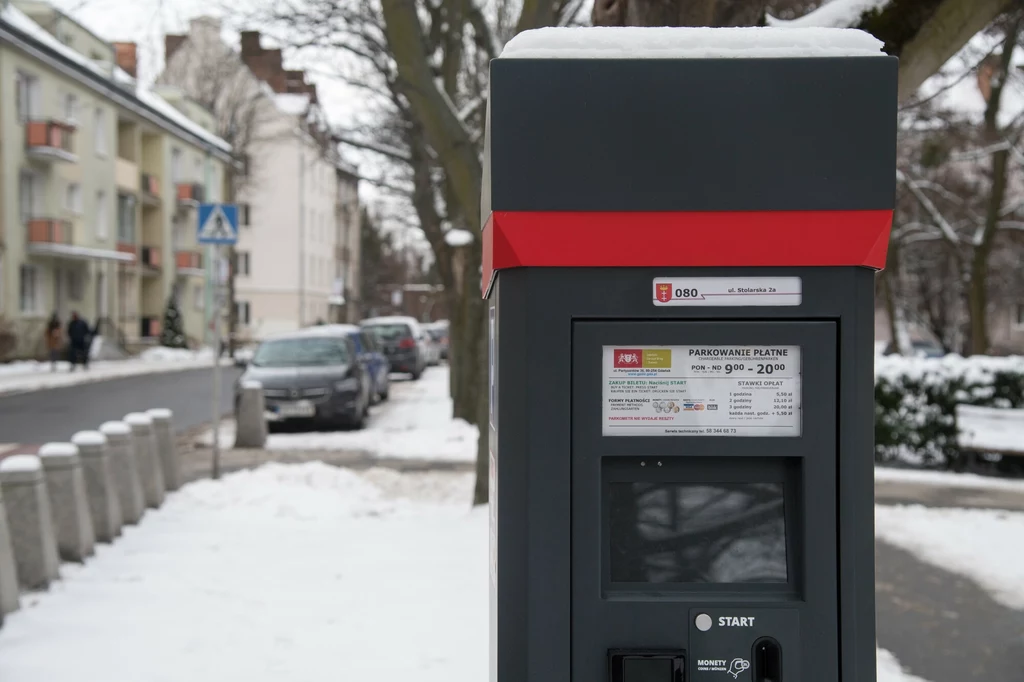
[67,311,92,371]
[44,313,63,372]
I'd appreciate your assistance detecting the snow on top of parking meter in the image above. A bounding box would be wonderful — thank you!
[500,26,884,59]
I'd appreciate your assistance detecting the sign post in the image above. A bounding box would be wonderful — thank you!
[198,202,239,479]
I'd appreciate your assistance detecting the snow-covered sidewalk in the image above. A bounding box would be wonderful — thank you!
[0,461,926,682]
[204,366,478,462]
[0,347,223,396]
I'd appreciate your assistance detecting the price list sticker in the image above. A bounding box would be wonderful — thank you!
[602,345,802,437]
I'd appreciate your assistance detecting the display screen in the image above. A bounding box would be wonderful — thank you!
[608,482,788,584]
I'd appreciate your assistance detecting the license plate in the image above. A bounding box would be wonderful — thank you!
[276,400,315,418]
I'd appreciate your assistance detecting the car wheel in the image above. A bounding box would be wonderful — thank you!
[349,403,366,430]
[410,367,423,380]
[379,387,389,401]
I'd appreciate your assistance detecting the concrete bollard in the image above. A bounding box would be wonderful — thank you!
[146,408,180,491]
[101,421,146,525]
[39,443,96,562]
[124,413,165,508]
[0,487,20,616]
[71,431,123,543]
[234,380,268,449]
[0,455,60,589]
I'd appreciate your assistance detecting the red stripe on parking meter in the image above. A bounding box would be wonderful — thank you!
[481,210,893,296]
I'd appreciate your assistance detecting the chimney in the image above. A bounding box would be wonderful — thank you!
[165,34,186,63]
[240,30,262,56]
[113,42,138,78]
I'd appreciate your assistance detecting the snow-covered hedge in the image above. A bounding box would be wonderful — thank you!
[874,355,1024,467]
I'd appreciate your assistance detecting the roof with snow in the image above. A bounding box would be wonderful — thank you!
[0,4,232,158]
[500,26,885,60]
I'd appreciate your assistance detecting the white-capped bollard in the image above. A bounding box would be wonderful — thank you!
[100,421,146,525]
[0,486,20,616]
[71,431,123,543]
[124,413,165,508]
[234,380,267,449]
[39,443,95,562]
[0,455,60,589]
[146,408,180,491]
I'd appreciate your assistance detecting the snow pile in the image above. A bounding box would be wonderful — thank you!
[209,368,479,463]
[444,229,475,247]
[71,431,107,447]
[0,462,486,682]
[876,504,1024,610]
[767,0,889,29]
[501,26,884,59]
[875,353,1024,385]
[38,442,79,458]
[139,346,215,362]
[877,649,931,682]
[0,348,224,396]
[0,455,42,473]
[875,466,1024,493]
[274,92,311,115]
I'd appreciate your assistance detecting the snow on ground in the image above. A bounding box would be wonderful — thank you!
[875,466,1024,492]
[206,367,478,462]
[0,462,485,682]
[877,649,931,682]
[876,504,1024,611]
[0,348,222,396]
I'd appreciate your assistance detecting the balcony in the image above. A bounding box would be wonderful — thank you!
[141,173,161,207]
[26,218,73,245]
[25,120,76,163]
[175,182,205,207]
[116,241,138,261]
[175,249,204,276]
[115,157,139,192]
[141,246,162,272]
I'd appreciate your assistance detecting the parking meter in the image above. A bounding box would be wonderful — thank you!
[484,28,896,682]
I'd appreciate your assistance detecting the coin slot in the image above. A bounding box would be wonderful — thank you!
[752,637,782,682]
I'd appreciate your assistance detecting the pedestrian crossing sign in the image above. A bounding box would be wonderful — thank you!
[197,203,239,245]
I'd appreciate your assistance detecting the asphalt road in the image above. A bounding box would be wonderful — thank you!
[0,366,243,445]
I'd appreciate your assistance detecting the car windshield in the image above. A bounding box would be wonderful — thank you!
[251,337,350,367]
[365,324,412,341]
[427,328,446,340]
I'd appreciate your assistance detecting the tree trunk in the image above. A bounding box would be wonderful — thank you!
[969,145,1010,355]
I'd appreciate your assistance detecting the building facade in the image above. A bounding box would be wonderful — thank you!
[0,0,233,359]
[161,18,360,342]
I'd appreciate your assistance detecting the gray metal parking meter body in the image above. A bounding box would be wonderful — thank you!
[484,28,896,682]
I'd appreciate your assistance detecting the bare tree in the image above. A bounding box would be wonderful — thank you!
[247,0,1018,505]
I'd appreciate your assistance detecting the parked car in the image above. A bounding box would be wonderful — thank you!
[302,324,390,403]
[361,316,428,379]
[423,321,450,361]
[236,329,371,429]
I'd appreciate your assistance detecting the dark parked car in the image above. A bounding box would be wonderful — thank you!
[309,324,390,403]
[236,329,371,429]
[361,316,428,380]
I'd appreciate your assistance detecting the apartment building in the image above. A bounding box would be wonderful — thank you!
[0,1,233,358]
[161,18,361,340]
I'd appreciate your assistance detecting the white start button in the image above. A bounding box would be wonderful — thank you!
[695,613,713,632]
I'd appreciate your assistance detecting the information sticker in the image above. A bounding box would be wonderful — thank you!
[603,345,801,437]
[653,277,801,306]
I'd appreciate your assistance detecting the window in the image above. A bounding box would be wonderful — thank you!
[18,171,40,224]
[235,251,251,276]
[235,300,251,326]
[19,264,39,314]
[239,203,251,227]
[171,148,183,182]
[64,93,78,123]
[117,194,136,243]
[68,269,84,302]
[15,71,40,122]
[94,108,108,155]
[96,191,109,239]
[1015,304,1024,329]
[65,183,82,214]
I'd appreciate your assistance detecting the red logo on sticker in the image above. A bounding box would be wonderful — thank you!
[614,349,642,368]
[655,283,672,303]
